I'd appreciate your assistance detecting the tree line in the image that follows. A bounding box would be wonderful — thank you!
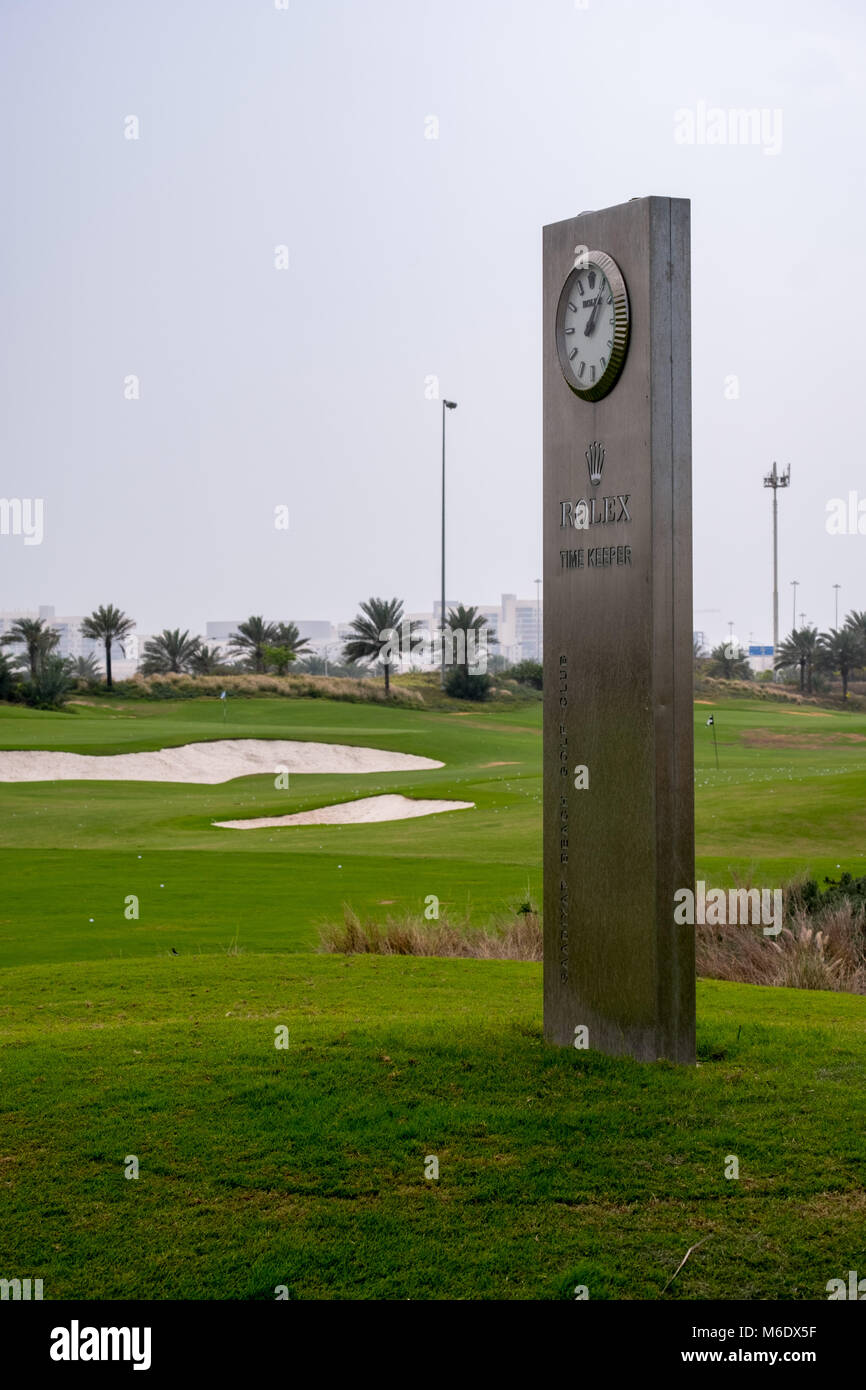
[0,598,503,705]
[698,611,866,699]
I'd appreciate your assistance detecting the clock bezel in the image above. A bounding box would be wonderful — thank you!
[555,250,630,403]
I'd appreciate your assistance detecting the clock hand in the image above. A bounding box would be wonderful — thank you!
[584,279,605,336]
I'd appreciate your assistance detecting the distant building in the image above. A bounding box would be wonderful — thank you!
[0,605,133,675]
[406,593,542,667]
[295,620,333,641]
[204,621,240,642]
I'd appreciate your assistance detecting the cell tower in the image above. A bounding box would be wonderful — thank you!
[763,461,791,673]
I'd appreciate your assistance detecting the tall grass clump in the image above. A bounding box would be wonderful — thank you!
[113,673,425,706]
[696,900,866,994]
[320,906,542,961]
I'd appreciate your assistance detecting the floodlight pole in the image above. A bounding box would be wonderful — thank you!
[441,399,457,688]
[763,462,791,678]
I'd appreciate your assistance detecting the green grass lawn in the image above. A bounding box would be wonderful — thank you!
[1,694,865,966]
[1,692,865,1299]
[0,697,543,966]
[2,954,864,1300]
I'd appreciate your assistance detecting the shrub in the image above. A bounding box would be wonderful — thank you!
[0,652,20,701]
[788,871,866,926]
[444,667,492,701]
[505,660,543,690]
[24,655,73,710]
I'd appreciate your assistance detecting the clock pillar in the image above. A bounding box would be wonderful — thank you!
[542,196,695,1064]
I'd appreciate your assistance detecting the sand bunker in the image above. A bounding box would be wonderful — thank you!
[0,739,443,785]
[213,794,474,829]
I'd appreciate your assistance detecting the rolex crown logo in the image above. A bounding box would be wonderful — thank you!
[585,440,605,486]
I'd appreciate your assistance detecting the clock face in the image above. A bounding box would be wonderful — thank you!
[555,250,630,402]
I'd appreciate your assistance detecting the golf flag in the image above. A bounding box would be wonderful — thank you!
[220,691,227,700]
[707,713,719,768]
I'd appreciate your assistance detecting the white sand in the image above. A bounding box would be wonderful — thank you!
[0,739,443,785]
[213,793,474,829]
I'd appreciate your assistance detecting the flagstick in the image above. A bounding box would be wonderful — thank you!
[711,718,719,770]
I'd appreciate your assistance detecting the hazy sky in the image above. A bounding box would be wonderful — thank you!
[1,0,864,649]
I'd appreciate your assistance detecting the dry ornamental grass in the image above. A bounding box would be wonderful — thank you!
[696,901,866,994]
[324,897,866,992]
[121,672,425,706]
[320,907,543,961]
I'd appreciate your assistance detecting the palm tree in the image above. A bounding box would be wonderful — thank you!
[817,627,865,700]
[774,626,819,693]
[0,649,17,699]
[445,604,497,678]
[707,641,752,681]
[140,629,201,675]
[80,605,135,691]
[1,617,59,680]
[297,653,353,678]
[845,610,866,644]
[190,644,224,676]
[227,616,278,673]
[273,622,311,660]
[65,653,102,682]
[342,597,413,697]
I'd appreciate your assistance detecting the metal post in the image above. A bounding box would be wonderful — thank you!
[763,462,790,678]
[441,399,457,688]
[778,489,783,656]
[441,403,446,688]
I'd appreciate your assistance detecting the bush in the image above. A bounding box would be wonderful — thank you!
[505,660,543,690]
[0,653,20,701]
[792,872,866,918]
[444,667,492,701]
[24,656,73,710]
